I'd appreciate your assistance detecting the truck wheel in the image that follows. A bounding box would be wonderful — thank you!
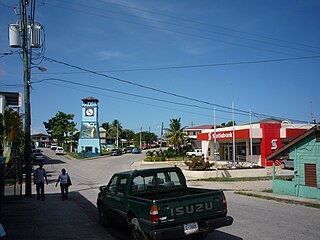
[130,218,149,240]
[190,232,208,240]
[98,207,109,226]
[192,154,196,158]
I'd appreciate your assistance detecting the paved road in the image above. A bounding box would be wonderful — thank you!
[3,148,319,240]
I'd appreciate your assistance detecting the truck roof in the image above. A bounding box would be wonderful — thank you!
[114,167,181,176]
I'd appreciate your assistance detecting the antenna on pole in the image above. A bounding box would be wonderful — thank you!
[310,101,316,124]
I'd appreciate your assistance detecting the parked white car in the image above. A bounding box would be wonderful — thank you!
[186,149,203,158]
[50,143,58,150]
[55,147,64,155]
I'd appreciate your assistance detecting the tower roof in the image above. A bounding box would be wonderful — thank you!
[81,96,99,103]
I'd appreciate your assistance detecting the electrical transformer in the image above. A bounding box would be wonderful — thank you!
[8,24,21,48]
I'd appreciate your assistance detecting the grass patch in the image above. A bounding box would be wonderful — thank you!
[234,191,320,209]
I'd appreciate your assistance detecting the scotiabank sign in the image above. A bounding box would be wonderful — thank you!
[197,129,249,141]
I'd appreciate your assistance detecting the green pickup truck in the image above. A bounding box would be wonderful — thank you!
[97,167,233,240]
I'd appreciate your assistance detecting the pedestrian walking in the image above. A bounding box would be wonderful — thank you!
[34,162,48,201]
[55,168,72,200]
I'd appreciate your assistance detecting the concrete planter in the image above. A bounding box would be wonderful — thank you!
[182,168,268,180]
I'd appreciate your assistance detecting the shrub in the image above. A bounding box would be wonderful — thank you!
[144,156,166,162]
[185,157,214,171]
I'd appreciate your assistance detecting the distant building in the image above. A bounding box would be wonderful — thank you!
[267,125,320,199]
[184,125,214,149]
[193,119,314,166]
[31,134,50,148]
[0,92,21,114]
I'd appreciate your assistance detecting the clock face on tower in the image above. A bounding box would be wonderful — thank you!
[85,107,94,117]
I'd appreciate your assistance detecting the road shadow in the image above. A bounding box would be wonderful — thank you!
[1,190,241,240]
[207,230,243,240]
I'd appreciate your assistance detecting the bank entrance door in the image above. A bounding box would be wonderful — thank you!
[223,142,233,161]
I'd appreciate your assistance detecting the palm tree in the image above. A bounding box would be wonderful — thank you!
[101,122,112,137]
[109,120,122,147]
[164,118,187,149]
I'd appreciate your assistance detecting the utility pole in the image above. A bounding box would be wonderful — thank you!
[9,0,43,197]
[22,0,32,197]
[160,122,163,150]
[140,127,142,148]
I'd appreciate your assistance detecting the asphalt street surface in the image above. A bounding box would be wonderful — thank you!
[1,148,319,240]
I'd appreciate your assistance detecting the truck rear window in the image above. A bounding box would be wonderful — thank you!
[131,171,183,192]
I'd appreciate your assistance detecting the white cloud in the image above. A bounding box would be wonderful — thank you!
[96,50,125,60]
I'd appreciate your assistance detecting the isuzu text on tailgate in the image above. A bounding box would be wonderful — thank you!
[97,167,233,240]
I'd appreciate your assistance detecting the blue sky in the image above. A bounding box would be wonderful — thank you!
[1,0,319,135]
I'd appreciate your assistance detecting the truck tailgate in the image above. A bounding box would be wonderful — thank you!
[157,188,225,225]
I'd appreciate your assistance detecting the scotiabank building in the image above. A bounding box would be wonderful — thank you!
[196,119,314,166]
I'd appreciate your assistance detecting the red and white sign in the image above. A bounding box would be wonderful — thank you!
[197,129,249,141]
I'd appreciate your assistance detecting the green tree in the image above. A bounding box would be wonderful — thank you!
[101,122,111,137]
[0,108,23,162]
[221,121,236,127]
[43,111,77,147]
[133,131,158,146]
[108,119,122,142]
[120,129,135,140]
[164,118,187,149]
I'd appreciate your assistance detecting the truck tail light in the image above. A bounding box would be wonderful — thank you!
[222,192,227,210]
[150,201,159,222]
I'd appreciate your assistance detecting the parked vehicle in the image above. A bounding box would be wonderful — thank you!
[50,143,58,150]
[280,159,294,170]
[32,152,45,162]
[124,146,135,153]
[110,148,122,156]
[132,147,141,154]
[186,149,203,158]
[55,147,64,155]
[97,167,233,240]
[141,144,150,150]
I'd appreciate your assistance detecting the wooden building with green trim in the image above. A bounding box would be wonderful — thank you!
[267,125,320,199]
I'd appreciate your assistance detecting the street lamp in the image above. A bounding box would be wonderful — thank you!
[31,65,47,72]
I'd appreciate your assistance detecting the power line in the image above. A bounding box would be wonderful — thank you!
[102,0,320,52]
[37,55,320,75]
[46,1,319,58]
[32,77,217,119]
[43,57,251,114]
[32,77,242,115]
[42,57,309,123]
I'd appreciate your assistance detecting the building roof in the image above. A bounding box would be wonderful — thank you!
[185,124,214,130]
[267,125,319,160]
[31,133,50,137]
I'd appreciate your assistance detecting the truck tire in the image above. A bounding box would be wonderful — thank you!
[130,218,149,240]
[190,232,208,240]
[98,206,109,226]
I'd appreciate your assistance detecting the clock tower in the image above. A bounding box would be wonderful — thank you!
[77,96,101,156]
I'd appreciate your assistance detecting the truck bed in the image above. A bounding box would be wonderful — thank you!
[131,187,221,201]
